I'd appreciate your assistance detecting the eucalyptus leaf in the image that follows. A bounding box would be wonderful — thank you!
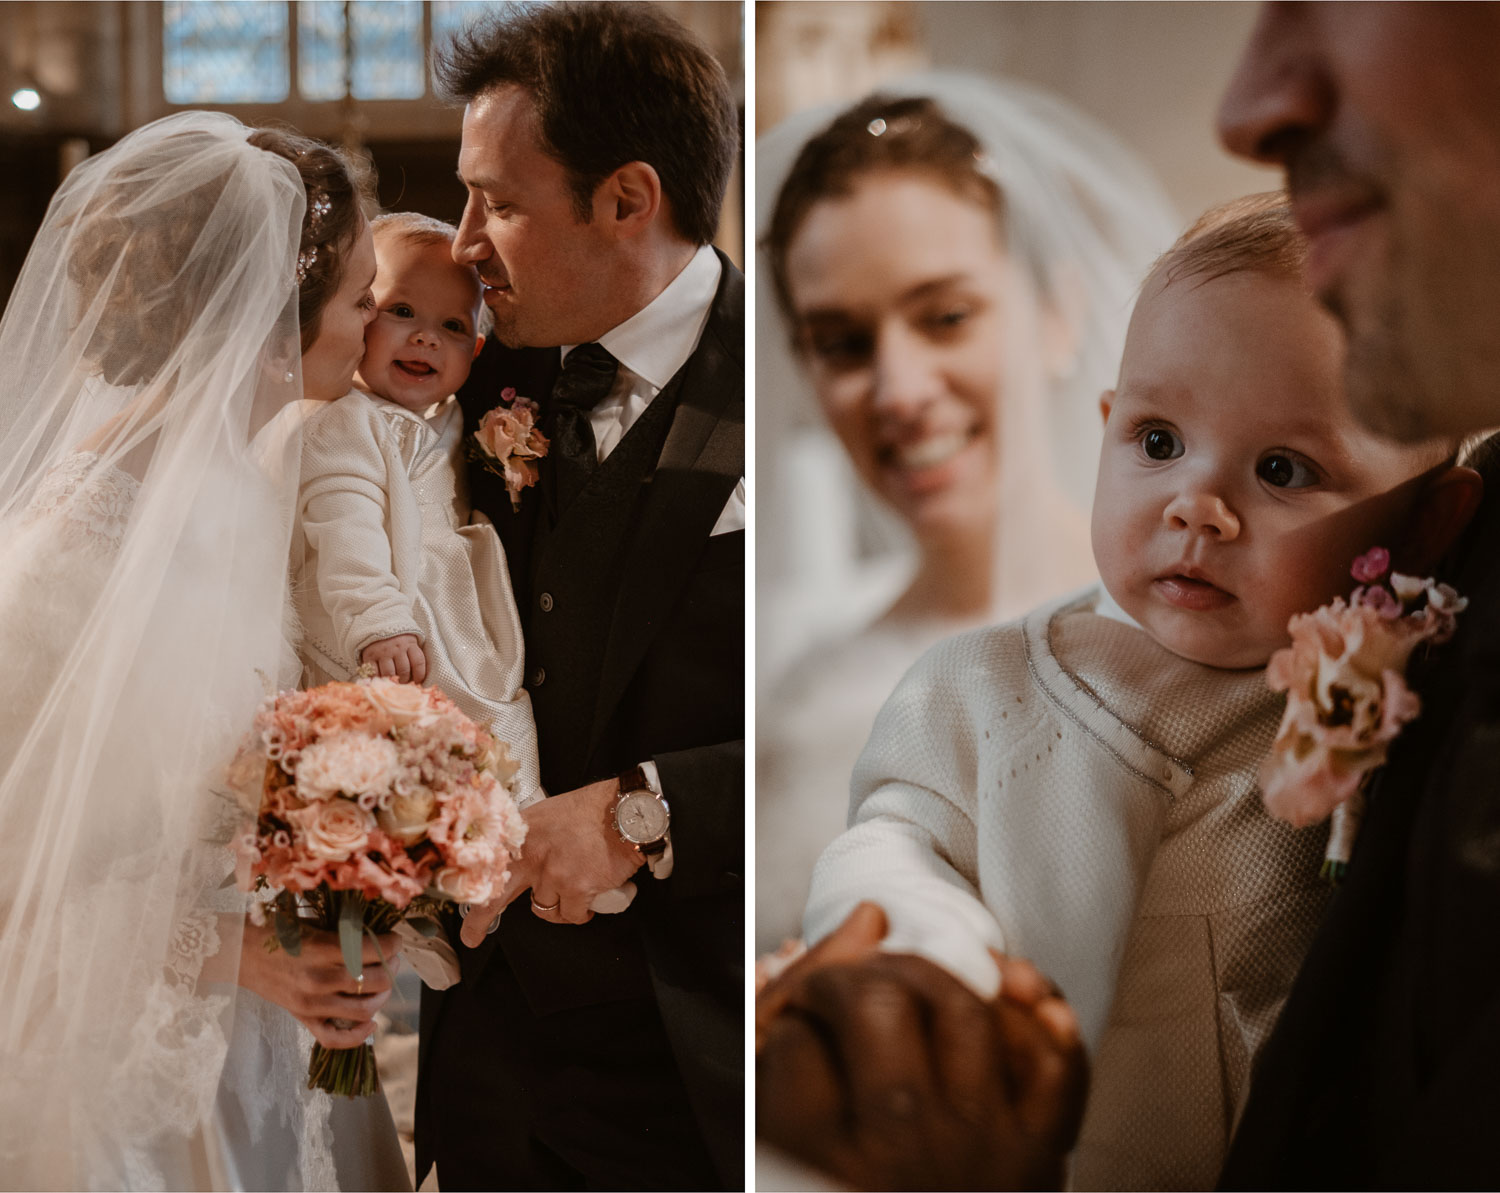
[363,924,390,971]
[338,894,366,981]
[406,916,442,939]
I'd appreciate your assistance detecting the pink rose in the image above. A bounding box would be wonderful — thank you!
[292,799,376,863]
[1350,546,1390,583]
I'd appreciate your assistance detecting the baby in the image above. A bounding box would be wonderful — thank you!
[294,211,541,804]
[801,194,1481,1190]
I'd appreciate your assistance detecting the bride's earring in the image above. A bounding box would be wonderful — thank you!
[284,371,295,383]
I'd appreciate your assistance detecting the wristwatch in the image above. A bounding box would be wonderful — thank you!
[612,764,673,878]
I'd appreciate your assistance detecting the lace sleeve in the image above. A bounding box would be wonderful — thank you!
[23,451,141,554]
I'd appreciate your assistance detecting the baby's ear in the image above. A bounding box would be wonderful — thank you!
[1098,390,1114,427]
[1395,464,1484,575]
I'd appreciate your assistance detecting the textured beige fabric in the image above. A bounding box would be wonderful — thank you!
[293,389,541,802]
[803,588,1331,1190]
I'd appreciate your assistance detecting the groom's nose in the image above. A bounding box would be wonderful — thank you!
[453,195,492,265]
[1218,3,1334,167]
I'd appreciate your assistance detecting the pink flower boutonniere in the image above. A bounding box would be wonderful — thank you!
[1260,546,1466,881]
[472,387,549,511]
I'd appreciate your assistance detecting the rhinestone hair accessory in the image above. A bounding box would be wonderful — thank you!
[308,190,332,230]
[295,245,319,286]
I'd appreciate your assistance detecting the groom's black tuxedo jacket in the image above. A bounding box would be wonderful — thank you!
[417,253,743,1189]
[1220,433,1500,1189]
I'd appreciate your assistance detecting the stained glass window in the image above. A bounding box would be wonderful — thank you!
[431,1,519,66]
[299,1,427,102]
[163,1,291,104]
[163,0,541,105]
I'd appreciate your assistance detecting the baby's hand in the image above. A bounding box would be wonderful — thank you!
[361,634,427,684]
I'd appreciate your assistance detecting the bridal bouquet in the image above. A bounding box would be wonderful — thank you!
[228,676,527,1095]
[472,387,548,511]
[1260,547,1465,881]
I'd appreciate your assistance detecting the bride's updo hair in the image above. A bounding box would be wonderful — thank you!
[247,127,374,351]
[65,124,371,385]
[765,94,1007,318]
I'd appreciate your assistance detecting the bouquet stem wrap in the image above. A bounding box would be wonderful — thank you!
[300,886,405,1097]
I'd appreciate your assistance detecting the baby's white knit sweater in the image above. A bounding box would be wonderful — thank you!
[804,587,1331,1189]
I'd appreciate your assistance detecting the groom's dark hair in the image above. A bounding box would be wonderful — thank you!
[435,2,739,246]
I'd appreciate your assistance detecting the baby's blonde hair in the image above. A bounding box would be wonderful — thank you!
[1150,191,1306,292]
[370,211,493,338]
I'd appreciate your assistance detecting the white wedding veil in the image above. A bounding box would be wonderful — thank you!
[0,111,307,1188]
[756,72,1180,680]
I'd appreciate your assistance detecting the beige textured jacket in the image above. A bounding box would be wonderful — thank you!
[804,588,1331,1189]
[293,389,541,802]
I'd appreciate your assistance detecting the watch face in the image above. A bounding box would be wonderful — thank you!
[617,790,668,843]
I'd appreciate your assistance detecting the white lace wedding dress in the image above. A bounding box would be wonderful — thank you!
[0,452,409,1191]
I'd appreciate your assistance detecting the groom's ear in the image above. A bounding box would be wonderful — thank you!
[594,161,663,240]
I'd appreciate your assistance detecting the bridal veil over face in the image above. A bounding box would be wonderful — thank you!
[0,111,306,1187]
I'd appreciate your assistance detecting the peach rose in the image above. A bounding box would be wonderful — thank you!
[364,677,434,727]
[376,787,439,846]
[293,799,376,863]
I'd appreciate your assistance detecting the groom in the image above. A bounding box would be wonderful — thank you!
[758,3,1500,1188]
[415,5,743,1190]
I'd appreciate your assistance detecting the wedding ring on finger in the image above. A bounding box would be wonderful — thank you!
[530,892,560,914]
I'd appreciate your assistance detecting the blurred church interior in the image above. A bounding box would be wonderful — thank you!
[0,1,743,311]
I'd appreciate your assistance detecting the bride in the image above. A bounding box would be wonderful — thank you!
[0,112,406,1189]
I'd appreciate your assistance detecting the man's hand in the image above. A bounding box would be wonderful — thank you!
[756,903,1089,1191]
[460,777,643,943]
[360,633,427,683]
[236,918,401,1050]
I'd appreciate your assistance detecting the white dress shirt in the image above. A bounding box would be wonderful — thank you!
[560,244,745,534]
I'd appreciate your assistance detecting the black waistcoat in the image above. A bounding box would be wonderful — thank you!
[522,371,683,791]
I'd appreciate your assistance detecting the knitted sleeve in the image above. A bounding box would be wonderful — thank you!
[802,613,1171,1039]
[802,626,1021,1000]
[298,394,421,662]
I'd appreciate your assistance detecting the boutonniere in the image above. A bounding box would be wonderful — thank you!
[471,387,549,512]
[1260,546,1466,882]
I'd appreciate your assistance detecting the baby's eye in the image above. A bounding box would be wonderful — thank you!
[390,303,414,319]
[1257,452,1319,489]
[1140,427,1184,461]
[443,319,468,335]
